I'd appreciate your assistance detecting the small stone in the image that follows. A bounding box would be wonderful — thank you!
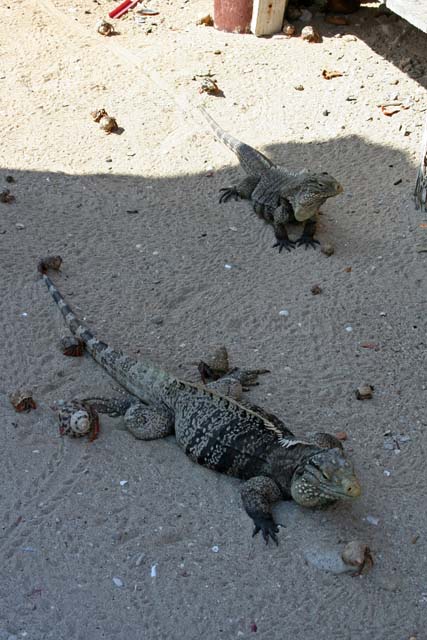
[321,243,334,256]
[383,469,391,476]
[365,515,379,526]
[279,309,289,317]
[301,26,321,43]
[119,480,128,486]
[5,175,15,183]
[323,110,330,116]
[135,553,145,566]
[112,577,124,587]
[304,546,350,574]
[151,564,157,577]
[213,50,222,55]
[311,284,322,295]
[342,34,357,42]
[294,85,304,91]
[355,384,374,400]
[211,545,219,553]
[345,325,353,333]
[15,223,25,230]
[152,317,164,326]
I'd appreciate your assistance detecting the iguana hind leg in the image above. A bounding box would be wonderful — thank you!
[207,377,243,400]
[198,346,269,390]
[219,175,260,204]
[124,402,174,440]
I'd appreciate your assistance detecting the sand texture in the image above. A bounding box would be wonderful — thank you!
[1,1,427,638]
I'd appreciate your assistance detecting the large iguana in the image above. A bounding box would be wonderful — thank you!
[39,257,361,544]
[198,105,343,252]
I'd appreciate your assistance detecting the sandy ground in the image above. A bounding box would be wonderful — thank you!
[1,1,427,638]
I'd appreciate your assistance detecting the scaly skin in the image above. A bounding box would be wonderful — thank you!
[41,258,361,544]
[198,105,343,252]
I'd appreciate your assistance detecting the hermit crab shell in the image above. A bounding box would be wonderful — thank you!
[55,400,100,441]
[9,389,37,413]
[96,19,115,36]
[99,115,118,134]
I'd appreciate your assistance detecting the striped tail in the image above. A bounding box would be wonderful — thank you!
[197,105,274,176]
[39,258,173,406]
[43,273,109,359]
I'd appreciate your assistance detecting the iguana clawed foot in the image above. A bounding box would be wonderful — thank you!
[219,187,240,203]
[228,367,270,390]
[252,516,280,546]
[197,346,269,389]
[296,235,320,250]
[272,238,296,253]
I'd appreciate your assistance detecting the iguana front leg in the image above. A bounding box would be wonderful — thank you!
[241,477,282,545]
[272,221,296,253]
[296,218,319,250]
[219,175,260,203]
[271,203,296,252]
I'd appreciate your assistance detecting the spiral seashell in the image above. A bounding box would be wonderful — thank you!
[54,400,100,441]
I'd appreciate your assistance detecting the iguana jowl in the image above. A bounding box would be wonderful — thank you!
[199,105,343,252]
[40,258,361,544]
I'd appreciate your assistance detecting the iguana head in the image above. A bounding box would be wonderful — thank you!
[293,171,343,221]
[290,448,361,507]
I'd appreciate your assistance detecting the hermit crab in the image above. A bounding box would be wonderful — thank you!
[96,19,115,36]
[342,541,374,576]
[9,389,37,413]
[37,255,62,274]
[60,336,84,357]
[53,400,100,442]
[90,108,119,134]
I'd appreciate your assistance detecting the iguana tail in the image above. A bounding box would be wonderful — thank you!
[38,256,171,405]
[198,105,274,176]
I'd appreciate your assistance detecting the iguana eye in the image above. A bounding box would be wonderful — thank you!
[322,471,330,481]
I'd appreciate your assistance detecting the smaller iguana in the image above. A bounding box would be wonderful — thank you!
[198,105,343,252]
[40,257,361,545]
